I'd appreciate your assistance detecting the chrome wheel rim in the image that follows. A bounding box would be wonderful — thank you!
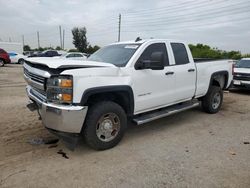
[0,60,3,66]
[212,92,221,109]
[96,113,120,142]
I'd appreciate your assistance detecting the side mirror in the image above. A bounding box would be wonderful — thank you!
[135,52,164,70]
[149,52,164,70]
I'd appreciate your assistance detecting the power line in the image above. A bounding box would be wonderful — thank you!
[121,16,250,33]
[122,2,250,24]
[122,0,201,14]
[123,0,243,16]
[121,7,250,28]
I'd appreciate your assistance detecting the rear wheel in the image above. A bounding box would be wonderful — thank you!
[202,86,223,114]
[18,59,25,64]
[83,101,127,150]
[0,59,4,67]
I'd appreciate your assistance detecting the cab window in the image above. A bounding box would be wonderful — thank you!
[138,43,169,66]
[171,43,189,65]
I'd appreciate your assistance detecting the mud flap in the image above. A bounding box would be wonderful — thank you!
[47,128,80,151]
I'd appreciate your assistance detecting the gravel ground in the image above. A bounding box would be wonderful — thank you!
[0,64,249,188]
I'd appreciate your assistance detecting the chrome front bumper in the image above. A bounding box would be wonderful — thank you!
[26,85,88,133]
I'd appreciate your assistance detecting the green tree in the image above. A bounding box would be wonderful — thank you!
[188,44,243,60]
[86,45,100,54]
[72,27,88,52]
[23,45,31,51]
[68,49,79,52]
[55,46,62,50]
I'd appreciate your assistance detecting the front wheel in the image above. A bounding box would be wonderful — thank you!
[0,59,4,67]
[201,86,223,114]
[83,101,127,150]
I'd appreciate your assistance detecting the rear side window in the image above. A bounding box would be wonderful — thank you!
[74,54,83,57]
[171,43,189,65]
[66,54,75,58]
[139,43,169,66]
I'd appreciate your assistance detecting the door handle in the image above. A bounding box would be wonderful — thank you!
[165,71,174,75]
[188,69,195,72]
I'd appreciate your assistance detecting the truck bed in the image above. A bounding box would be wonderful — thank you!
[195,59,233,97]
[194,58,228,63]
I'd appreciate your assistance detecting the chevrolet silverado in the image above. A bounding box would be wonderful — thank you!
[24,39,233,150]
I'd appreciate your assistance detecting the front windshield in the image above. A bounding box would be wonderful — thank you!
[235,60,250,68]
[88,44,140,67]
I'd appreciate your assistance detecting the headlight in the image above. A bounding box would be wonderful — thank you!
[46,75,73,104]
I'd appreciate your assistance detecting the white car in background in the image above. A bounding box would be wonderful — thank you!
[8,52,27,64]
[55,52,87,61]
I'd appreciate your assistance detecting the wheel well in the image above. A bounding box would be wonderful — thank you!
[0,58,5,62]
[83,91,134,117]
[210,72,228,89]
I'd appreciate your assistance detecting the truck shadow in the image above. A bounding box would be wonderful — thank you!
[74,106,203,154]
[229,88,250,96]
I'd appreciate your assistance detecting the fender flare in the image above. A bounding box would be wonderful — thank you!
[209,71,229,89]
[80,85,134,115]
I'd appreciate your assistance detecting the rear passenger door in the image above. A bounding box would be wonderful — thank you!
[171,43,196,101]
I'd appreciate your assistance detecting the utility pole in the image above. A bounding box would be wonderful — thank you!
[118,14,121,42]
[22,35,25,49]
[9,37,11,42]
[59,25,62,49]
[62,29,65,50]
[37,31,40,49]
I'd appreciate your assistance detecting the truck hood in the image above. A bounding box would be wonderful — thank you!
[234,68,250,74]
[26,57,116,69]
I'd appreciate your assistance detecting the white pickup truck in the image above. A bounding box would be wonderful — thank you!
[232,58,250,89]
[24,39,233,150]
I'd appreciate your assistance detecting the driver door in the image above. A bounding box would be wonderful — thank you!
[132,43,176,114]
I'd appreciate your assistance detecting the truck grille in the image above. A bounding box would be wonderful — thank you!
[233,73,250,81]
[24,68,45,84]
[23,67,47,100]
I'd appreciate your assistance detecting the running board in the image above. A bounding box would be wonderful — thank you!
[133,100,200,125]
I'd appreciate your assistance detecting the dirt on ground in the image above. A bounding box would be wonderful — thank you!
[0,64,249,188]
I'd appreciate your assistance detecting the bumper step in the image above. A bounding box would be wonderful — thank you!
[133,100,200,125]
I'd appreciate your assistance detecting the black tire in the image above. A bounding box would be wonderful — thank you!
[18,59,25,64]
[0,59,5,67]
[83,101,127,150]
[202,86,223,114]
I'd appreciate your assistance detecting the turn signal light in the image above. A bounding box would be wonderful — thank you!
[60,79,73,88]
[62,94,72,102]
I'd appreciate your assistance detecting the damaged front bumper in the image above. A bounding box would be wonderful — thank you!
[26,85,88,149]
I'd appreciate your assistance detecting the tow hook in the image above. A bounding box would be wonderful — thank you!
[27,101,38,111]
[27,100,42,120]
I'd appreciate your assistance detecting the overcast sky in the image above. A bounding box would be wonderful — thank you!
[0,0,249,53]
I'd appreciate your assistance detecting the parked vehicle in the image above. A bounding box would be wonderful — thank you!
[24,51,35,57]
[23,39,233,150]
[0,48,11,66]
[232,58,250,89]
[54,52,87,60]
[8,52,27,64]
[28,50,60,57]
